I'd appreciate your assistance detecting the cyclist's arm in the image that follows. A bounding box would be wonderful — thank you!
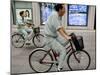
[62,26,69,35]
[57,27,71,40]
[16,18,25,29]
[52,15,70,39]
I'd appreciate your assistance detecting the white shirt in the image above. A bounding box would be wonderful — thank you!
[16,16,27,29]
[44,11,62,37]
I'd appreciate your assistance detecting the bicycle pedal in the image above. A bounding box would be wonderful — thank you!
[26,43,31,45]
[56,63,58,66]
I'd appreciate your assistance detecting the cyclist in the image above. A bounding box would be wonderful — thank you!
[44,4,71,71]
[16,11,33,43]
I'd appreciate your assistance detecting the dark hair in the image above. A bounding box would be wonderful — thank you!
[54,4,64,12]
[19,11,24,16]
[26,10,29,13]
[25,10,30,17]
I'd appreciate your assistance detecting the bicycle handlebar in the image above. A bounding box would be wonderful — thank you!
[68,33,76,42]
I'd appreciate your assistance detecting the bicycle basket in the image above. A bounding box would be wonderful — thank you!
[70,33,84,51]
[34,27,40,34]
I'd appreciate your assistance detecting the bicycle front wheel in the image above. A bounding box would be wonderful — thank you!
[12,34,25,48]
[33,34,45,48]
[29,48,53,73]
[67,50,91,70]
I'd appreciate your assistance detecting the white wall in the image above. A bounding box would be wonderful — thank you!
[88,6,95,30]
[32,2,40,27]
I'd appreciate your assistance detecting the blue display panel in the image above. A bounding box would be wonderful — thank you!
[40,3,55,24]
[68,5,88,26]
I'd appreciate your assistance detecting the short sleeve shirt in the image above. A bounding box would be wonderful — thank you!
[44,11,62,37]
[16,17,27,29]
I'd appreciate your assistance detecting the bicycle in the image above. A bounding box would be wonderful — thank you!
[29,33,91,73]
[11,24,45,48]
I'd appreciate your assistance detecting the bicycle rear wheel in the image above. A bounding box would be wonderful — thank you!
[67,50,91,70]
[12,34,25,48]
[33,34,45,48]
[29,48,53,73]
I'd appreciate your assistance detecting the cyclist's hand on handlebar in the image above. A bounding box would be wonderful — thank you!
[67,36,71,40]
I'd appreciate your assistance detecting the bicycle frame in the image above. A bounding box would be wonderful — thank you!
[28,27,40,41]
[22,27,37,41]
[39,40,79,64]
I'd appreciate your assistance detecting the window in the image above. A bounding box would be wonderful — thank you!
[11,1,33,25]
[16,8,32,24]
[68,4,88,26]
[40,3,55,25]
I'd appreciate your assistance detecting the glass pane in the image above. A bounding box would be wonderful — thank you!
[68,4,88,26]
[69,5,87,13]
[40,3,55,24]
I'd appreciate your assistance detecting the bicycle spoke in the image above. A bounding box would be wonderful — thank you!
[29,50,53,72]
[12,34,25,48]
[67,50,91,70]
[33,34,45,47]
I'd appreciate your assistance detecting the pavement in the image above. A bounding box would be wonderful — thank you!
[11,30,96,74]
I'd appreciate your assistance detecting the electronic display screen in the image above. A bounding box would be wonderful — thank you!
[40,4,88,26]
[40,3,55,24]
[68,5,88,26]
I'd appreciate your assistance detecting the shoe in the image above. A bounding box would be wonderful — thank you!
[57,68,63,72]
[25,41,31,45]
